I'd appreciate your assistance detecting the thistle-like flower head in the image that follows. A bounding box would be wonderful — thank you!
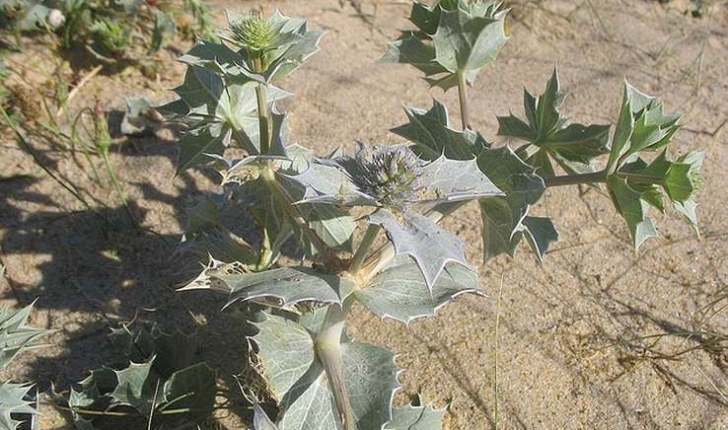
[343,144,424,210]
[227,13,277,52]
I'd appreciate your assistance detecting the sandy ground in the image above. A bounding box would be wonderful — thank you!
[1,0,727,428]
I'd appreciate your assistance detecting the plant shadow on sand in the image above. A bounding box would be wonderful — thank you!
[0,123,263,427]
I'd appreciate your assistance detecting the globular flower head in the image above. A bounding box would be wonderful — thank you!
[227,13,277,52]
[343,144,424,211]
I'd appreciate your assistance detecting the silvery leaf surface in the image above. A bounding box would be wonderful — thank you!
[385,399,446,430]
[605,149,702,249]
[606,82,680,173]
[380,35,447,78]
[110,360,155,415]
[413,156,503,205]
[476,147,557,262]
[286,162,378,206]
[432,5,508,83]
[176,126,228,173]
[368,209,469,289]
[392,100,489,160]
[176,40,261,81]
[164,60,289,167]
[0,382,36,430]
[267,29,324,82]
[518,216,559,260]
[218,267,355,309]
[250,314,400,430]
[355,255,478,324]
[0,303,49,371]
[607,175,658,250]
[272,166,357,255]
[305,204,356,253]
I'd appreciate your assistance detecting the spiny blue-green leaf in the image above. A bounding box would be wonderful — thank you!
[476,147,551,261]
[385,397,446,430]
[368,209,469,290]
[672,150,704,236]
[497,70,610,175]
[166,60,290,167]
[176,40,263,82]
[217,267,355,309]
[380,35,447,78]
[432,4,508,84]
[409,2,442,35]
[415,156,503,205]
[606,82,681,173]
[250,314,400,430]
[287,161,379,206]
[160,363,216,416]
[355,256,479,324]
[111,360,155,415]
[68,385,100,430]
[382,1,506,90]
[392,100,489,160]
[607,175,658,250]
[674,199,699,236]
[0,382,36,430]
[266,27,323,82]
[519,216,558,260]
[176,126,228,173]
[0,303,49,371]
[612,150,704,240]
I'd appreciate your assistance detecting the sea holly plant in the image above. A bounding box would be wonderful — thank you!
[162,2,705,430]
[53,321,217,429]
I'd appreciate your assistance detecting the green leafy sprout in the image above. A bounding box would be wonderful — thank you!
[162,1,706,430]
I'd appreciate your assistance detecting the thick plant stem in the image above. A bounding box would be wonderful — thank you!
[349,224,380,276]
[457,71,470,130]
[514,143,540,161]
[359,202,464,283]
[253,55,270,154]
[316,304,357,430]
[543,171,608,187]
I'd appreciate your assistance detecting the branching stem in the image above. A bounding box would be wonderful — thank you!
[542,170,608,187]
[358,202,464,283]
[260,165,340,265]
[316,303,357,430]
[349,224,380,276]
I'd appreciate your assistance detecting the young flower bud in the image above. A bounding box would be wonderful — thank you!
[228,14,277,52]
